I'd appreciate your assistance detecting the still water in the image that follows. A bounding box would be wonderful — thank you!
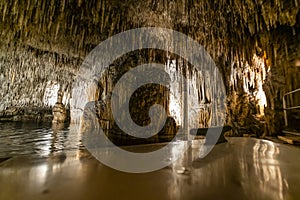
[0,122,83,159]
[1,122,300,199]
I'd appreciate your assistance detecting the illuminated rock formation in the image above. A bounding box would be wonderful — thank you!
[0,0,299,136]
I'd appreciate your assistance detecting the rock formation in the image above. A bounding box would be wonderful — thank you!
[52,91,67,124]
[0,0,299,137]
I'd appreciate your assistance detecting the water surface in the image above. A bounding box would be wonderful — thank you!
[0,122,83,159]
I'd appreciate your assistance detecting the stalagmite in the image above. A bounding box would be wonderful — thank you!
[52,91,67,124]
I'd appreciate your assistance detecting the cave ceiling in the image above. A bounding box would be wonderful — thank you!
[0,0,299,65]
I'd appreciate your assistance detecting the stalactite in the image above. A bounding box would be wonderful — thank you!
[2,3,7,22]
[0,0,298,129]
[61,0,66,12]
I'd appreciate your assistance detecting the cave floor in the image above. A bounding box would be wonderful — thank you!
[1,138,300,200]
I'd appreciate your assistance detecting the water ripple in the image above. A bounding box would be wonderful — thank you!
[0,122,83,158]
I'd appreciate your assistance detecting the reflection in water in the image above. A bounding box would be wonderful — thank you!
[169,142,234,199]
[0,122,87,192]
[29,164,48,186]
[167,139,294,200]
[237,139,290,200]
[0,122,83,158]
[1,138,300,199]
[171,141,190,175]
[251,140,289,200]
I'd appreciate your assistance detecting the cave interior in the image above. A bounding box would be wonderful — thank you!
[1,0,299,142]
[1,0,300,199]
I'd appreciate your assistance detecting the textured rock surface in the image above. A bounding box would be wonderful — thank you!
[0,0,299,135]
[0,43,80,121]
[52,92,67,124]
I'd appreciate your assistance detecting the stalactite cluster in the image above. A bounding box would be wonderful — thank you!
[0,0,298,61]
[0,0,299,134]
[0,42,81,120]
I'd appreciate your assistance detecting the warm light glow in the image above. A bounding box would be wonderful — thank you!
[231,55,268,115]
[43,81,60,106]
[29,164,48,186]
[165,59,183,126]
[253,55,268,115]
[252,141,286,200]
[169,93,182,125]
[256,82,267,115]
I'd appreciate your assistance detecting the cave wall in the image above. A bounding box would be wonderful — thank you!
[0,43,81,121]
[77,49,226,145]
[0,0,299,134]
